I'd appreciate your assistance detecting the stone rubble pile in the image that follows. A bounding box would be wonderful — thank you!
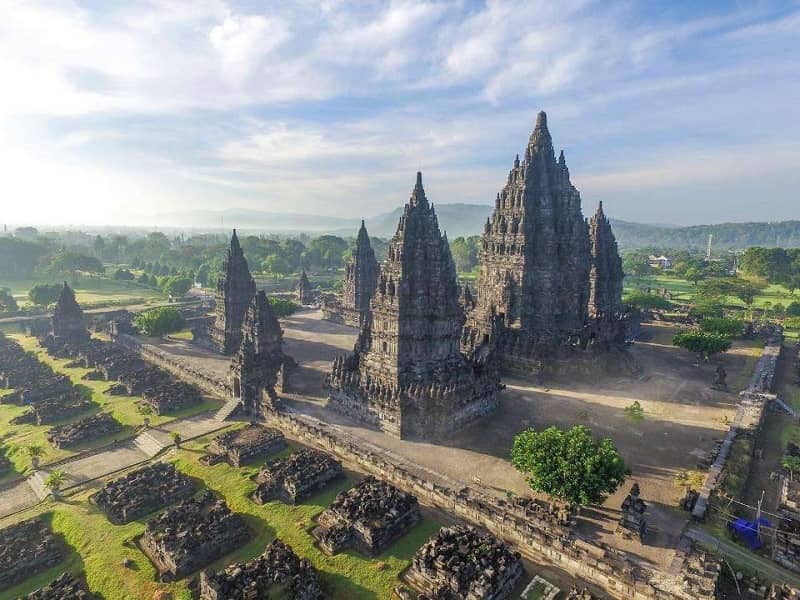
[203,424,286,467]
[198,539,325,600]
[312,475,420,556]
[253,448,343,505]
[408,525,523,600]
[46,412,122,449]
[92,462,196,525]
[21,572,94,599]
[0,519,64,591]
[140,490,250,581]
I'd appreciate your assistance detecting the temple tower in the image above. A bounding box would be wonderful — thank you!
[588,202,623,320]
[327,173,501,439]
[51,282,89,345]
[468,112,591,340]
[342,221,378,317]
[296,269,314,305]
[229,291,287,416]
[210,230,256,354]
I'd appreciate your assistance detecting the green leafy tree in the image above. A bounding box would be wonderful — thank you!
[262,254,290,280]
[511,425,628,505]
[700,317,745,337]
[134,307,185,337]
[113,268,135,281]
[673,331,732,361]
[160,276,192,298]
[28,283,63,306]
[787,302,800,317]
[0,288,18,313]
[449,236,479,274]
[624,401,645,422]
[622,290,671,311]
[49,252,104,275]
[269,297,299,318]
[684,267,704,286]
[622,250,653,278]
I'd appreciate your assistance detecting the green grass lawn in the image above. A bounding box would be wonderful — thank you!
[1,276,162,309]
[0,334,220,478]
[0,432,441,600]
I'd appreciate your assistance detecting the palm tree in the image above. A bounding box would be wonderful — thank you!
[44,469,67,498]
[25,444,45,469]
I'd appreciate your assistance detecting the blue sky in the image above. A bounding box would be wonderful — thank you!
[1,0,798,227]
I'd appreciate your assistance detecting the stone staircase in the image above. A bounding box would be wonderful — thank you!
[133,430,167,457]
[28,470,51,500]
[215,397,241,422]
[773,397,798,418]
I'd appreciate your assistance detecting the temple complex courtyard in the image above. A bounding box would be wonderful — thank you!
[128,308,761,570]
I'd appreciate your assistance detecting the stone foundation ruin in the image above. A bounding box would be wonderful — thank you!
[0,519,64,591]
[407,525,524,600]
[203,424,286,467]
[46,412,122,449]
[253,448,343,505]
[139,491,250,581]
[197,539,325,600]
[312,475,420,556]
[21,572,94,600]
[92,462,196,525]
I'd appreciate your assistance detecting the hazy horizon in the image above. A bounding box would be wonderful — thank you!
[2,1,799,227]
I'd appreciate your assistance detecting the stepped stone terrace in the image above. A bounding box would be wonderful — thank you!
[253,448,343,505]
[0,518,64,592]
[139,490,250,581]
[312,475,421,556]
[202,424,286,467]
[198,539,325,600]
[21,572,95,600]
[46,412,122,449]
[92,462,196,525]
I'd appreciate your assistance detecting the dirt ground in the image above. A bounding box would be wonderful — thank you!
[152,309,763,571]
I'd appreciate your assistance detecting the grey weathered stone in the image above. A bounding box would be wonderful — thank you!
[326,172,502,439]
[0,519,64,591]
[296,268,314,305]
[322,221,379,327]
[207,230,256,355]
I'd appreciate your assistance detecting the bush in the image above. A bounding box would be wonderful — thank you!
[785,317,800,329]
[113,268,135,281]
[673,330,732,361]
[622,290,671,311]
[134,307,185,337]
[700,317,745,337]
[0,288,18,313]
[160,276,192,298]
[28,283,63,306]
[269,297,299,318]
[787,302,800,317]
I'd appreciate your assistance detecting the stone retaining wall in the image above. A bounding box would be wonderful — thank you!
[692,329,784,520]
[263,409,712,600]
[115,334,229,398]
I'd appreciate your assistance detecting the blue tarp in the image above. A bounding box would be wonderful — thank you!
[730,517,771,550]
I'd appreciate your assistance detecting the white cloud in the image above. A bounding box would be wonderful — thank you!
[209,14,290,85]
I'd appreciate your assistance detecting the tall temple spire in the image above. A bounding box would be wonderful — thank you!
[51,281,89,344]
[208,229,256,354]
[409,171,428,207]
[528,110,554,157]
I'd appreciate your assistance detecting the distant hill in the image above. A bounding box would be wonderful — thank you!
[151,206,800,250]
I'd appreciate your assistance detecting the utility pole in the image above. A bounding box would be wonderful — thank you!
[756,490,765,542]
[705,233,713,262]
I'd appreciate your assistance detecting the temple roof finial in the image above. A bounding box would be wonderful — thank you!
[410,171,428,207]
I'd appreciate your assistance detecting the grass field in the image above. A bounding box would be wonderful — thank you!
[1,276,162,309]
[0,431,441,600]
[0,334,220,480]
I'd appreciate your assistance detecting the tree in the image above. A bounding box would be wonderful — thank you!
[48,252,104,275]
[700,317,745,337]
[25,443,45,468]
[510,425,628,505]
[0,288,18,313]
[113,268,135,281]
[622,250,653,278]
[269,297,299,318]
[160,276,192,298]
[449,236,479,274]
[28,283,63,306]
[262,254,290,280]
[305,236,349,270]
[684,267,704,286]
[134,307,185,337]
[787,302,800,317]
[170,431,181,447]
[731,279,767,311]
[673,331,732,361]
[45,469,67,497]
[622,290,671,311]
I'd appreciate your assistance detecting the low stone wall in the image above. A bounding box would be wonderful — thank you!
[692,329,784,520]
[263,409,712,600]
[115,334,229,398]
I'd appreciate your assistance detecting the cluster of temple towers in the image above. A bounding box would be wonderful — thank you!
[209,111,627,438]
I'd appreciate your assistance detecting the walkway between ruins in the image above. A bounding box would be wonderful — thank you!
[0,412,230,518]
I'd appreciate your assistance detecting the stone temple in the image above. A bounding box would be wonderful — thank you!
[462,112,628,374]
[229,290,291,417]
[50,282,89,347]
[296,268,314,305]
[322,220,379,327]
[204,230,256,355]
[327,172,502,439]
